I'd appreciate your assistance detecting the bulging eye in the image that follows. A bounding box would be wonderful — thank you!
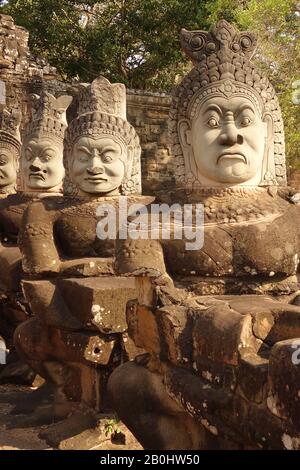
[0,155,8,165]
[42,155,52,162]
[241,116,252,126]
[207,117,219,128]
[25,151,33,161]
[79,154,89,163]
[102,154,113,163]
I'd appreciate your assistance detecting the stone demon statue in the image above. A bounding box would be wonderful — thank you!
[108,21,300,450]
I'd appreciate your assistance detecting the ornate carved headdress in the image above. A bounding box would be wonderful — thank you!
[0,107,21,154]
[0,107,21,194]
[64,76,141,195]
[169,20,286,188]
[23,92,73,145]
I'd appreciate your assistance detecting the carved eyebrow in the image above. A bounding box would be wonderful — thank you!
[236,104,255,115]
[77,146,92,155]
[41,147,56,154]
[203,104,222,115]
[100,146,119,153]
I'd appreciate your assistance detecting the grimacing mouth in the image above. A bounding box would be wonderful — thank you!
[217,151,247,165]
[29,172,46,180]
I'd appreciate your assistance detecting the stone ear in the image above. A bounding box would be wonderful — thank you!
[263,112,274,146]
[125,145,133,179]
[260,112,276,185]
[178,119,192,148]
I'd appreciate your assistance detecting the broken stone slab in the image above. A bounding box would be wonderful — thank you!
[164,363,300,449]
[121,332,146,361]
[268,339,300,428]
[194,356,237,391]
[155,305,193,366]
[126,300,161,355]
[59,257,114,277]
[247,402,300,450]
[163,364,237,442]
[21,279,82,331]
[38,406,98,448]
[223,295,300,344]
[57,329,116,366]
[238,352,269,403]
[59,277,137,333]
[265,308,300,345]
[22,276,137,333]
[193,303,262,366]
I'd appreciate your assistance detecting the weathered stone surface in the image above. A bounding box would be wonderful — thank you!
[193,304,261,366]
[238,353,268,403]
[266,309,300,345]
[268,339,300,427]
[121,332,146,361]
[194,356,237,391]
[59,277,137,333]
[155,305,193,365]
[126,301,160,355]
[57,330,116,366]
[60,258,114,277]
[0,247,22,292]
[116,238,166,277]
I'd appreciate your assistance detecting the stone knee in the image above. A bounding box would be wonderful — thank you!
[108,361,199,449]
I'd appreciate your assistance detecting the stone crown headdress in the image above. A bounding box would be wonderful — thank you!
[65,76,141,195]
[0,107,21,153]
[169,20,286,187]
[23,92,73,144]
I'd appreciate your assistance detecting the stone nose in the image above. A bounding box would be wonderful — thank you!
[87,166,104,175]
[29,163,42,172]
[219,123,243,146]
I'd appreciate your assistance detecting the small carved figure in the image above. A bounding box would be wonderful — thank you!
[0,92,72,385]
[15,77,149,427]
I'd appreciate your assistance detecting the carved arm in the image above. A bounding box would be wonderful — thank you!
[19,199,60,276]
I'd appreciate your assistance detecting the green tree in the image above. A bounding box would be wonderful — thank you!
[0,0,209,88]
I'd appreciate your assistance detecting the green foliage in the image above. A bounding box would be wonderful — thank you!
[104,417,121,437]
[0,0,208,87]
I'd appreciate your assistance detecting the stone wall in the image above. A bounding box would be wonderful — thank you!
[0,14,57,131]
[126,91,174,193]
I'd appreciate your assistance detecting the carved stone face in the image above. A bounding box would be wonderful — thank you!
[22,137,65,190]
[0,147,18,189]
[180,96,269,186]
[71,136,125,194]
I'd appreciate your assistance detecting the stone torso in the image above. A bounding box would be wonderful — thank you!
[34,195,153,261]
[53,197,115,258]
[0,193,32,243]
[158,188,300,294]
